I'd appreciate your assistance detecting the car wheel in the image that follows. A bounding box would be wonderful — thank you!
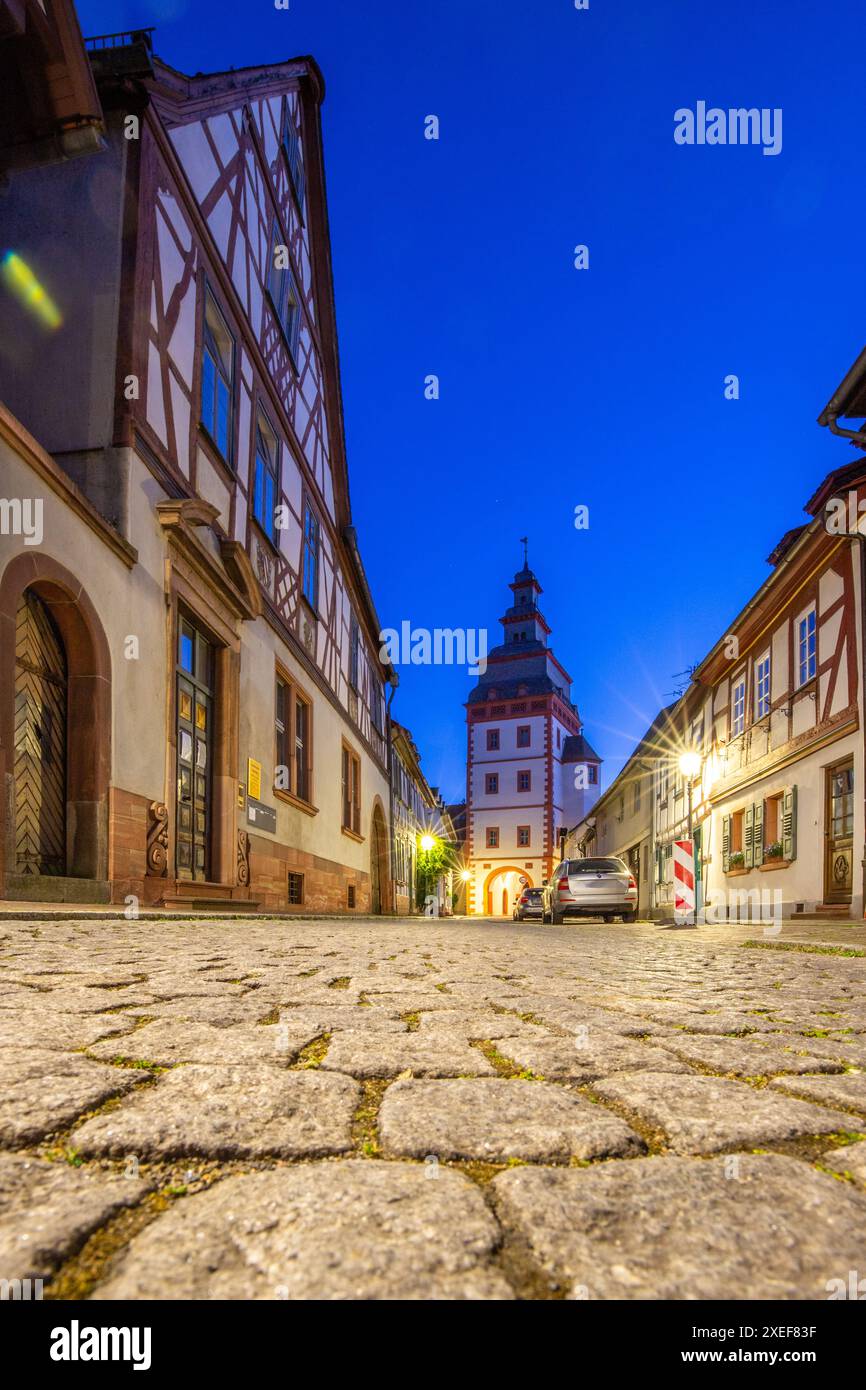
[602,914,613,922]
[551,907,564,926]
[622,912,637,923]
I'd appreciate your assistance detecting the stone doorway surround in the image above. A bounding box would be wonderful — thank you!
[0,552,112,901]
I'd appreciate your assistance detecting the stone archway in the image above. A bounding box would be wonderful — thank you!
[482,864,535,917]
[0,554,111,896]
[370,798,390,914]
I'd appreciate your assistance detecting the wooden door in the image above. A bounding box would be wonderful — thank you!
[825,761,854,904]
[14,591,67,876]
[176,616,213,882]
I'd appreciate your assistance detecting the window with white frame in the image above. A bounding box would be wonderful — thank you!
[731,677,746,736]
[755,652,771,720]
[798,608,816,687]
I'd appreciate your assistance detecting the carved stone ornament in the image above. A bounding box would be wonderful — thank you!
[237,829,251,886]
[146,802,169,877]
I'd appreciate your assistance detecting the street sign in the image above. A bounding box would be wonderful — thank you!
[247,797,276,834]
[247,758,262,801]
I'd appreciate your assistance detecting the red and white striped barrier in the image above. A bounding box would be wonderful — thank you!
[674,839,695,924]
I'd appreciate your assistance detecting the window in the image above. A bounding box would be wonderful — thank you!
[287,871,304,905]
[486,729,500,751]
[633,777,641,814]
[486,827,499,848]
[302,503,319,609]
[294,692,310,802]
[798,609,816,687]
[275,673,313,805]
[370,679,384,735]
[342,744,361,835]
[731,677,745,736]
[658,763,669,802]
[587,764,598,786]
[755,653,771,719]
[281,103,305,208]
[556,729,561,749]
[568,857,628,875]
[349,613,360,690]
[347,884,356,909]
[517,770,531,792]
[764,792,783,849]
[517,825,531,847]
[485,773,499,794]
[731,810,744,854]
[516,725,531,747]
[253,413,279,540]
[201,290,234,459]
[267,220,301,362]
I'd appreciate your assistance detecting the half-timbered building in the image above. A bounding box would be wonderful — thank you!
[0,24,394,911]
[653,468,865,922]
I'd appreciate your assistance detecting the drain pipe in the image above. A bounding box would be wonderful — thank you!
[386,675,399,915]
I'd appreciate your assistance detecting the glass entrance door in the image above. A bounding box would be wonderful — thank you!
[176,616,213,881]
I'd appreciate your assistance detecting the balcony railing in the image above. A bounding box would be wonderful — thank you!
[84,28,155,52]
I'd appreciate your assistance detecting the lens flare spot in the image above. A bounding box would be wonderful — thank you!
[1,251,62,329]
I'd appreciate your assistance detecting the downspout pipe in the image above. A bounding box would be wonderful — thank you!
[386,675,399,915]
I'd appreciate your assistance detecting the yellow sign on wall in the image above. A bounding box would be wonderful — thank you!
[247,758,262,802]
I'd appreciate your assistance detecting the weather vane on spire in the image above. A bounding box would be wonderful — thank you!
[519,536,528,568]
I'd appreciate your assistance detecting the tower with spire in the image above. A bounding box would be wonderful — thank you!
[463,547,602,916]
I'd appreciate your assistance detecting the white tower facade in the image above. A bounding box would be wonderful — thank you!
[464,559,601,916]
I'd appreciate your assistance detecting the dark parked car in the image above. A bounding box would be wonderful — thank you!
[542,857,637,924]
[512,887,544,921]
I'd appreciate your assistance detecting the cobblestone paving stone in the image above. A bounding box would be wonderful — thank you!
[1,914,865,1299]
[492,1155,866,1299]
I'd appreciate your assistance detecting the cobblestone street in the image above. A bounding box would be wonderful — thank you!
[2,913,866,1301]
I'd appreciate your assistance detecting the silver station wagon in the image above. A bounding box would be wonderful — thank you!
[543,857,637,925]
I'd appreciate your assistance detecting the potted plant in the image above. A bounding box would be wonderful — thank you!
[729,851,745,870]
[765,841,784,860]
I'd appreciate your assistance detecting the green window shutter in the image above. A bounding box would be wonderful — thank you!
[782,786,797,862]
[753,801,764,868]
[744,804,754,869]
[722,814,731,873]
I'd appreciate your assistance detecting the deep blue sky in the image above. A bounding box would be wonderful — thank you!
[79,0,866,801]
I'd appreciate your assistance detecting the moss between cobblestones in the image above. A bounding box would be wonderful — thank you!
[472,1040,543,1081]
[328,976,351,989]
[257,1005,280,1024]
[351,1079,390,1156]
[741,940,866,958]
[579,1084,668,1154]
[96,1056,169,1072]
[292,1033,330,1069]
[44,1190,178,1300]
[401,1011,421,1031]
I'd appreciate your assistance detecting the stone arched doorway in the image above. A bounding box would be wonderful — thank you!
[370,799,390,914]
[483,865,535,917]
[0,555,112,896]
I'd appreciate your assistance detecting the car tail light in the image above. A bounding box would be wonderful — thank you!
[628,878,636,890]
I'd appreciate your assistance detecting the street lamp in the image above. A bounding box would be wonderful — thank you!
[678,751,701,927]
[460,869,471,881]
[420,834,435,852]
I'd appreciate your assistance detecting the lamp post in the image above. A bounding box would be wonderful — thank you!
[678,751,701,926]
